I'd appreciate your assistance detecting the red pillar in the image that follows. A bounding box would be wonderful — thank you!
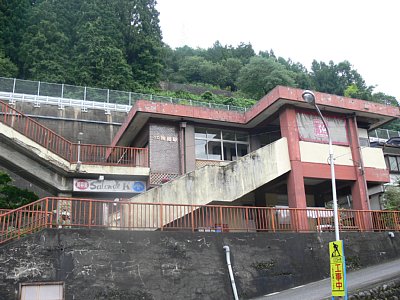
[347,117,369,210]
[347,116,372,230]
[280,108,308,231]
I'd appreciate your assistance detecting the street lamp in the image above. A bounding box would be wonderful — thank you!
[302,90,340,241]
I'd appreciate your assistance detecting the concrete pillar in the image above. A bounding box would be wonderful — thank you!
[279,108,308,231]
[56,192,72,228]
[347,117,369,210]
[184,124,196,173]
[347,117,372,230]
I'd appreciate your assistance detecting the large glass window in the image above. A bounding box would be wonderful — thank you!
[195,128,249,161]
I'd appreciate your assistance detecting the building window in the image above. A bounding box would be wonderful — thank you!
[387,156,400,173]
[195,128,249,161]
[20,282,64,300]
[296,112,348,145]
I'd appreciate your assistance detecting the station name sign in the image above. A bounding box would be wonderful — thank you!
[73,179,146,193]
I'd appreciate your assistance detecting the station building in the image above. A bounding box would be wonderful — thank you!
[111,86,399,212]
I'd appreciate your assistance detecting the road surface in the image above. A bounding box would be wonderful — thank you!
[251,258,400,300]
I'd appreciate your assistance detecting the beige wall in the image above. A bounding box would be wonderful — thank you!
[300,140,386,169]
[361,147,386,169]
[299,141,353,166]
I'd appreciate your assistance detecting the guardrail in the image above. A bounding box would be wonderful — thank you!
[0,77,247,113]
[0,100,148,167]
[1,198,399,244]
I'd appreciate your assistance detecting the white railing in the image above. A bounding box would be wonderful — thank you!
[0,77,247,113]
[369,128,400,142]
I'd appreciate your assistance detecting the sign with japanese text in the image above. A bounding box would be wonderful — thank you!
[73,179,146,193]
[152,135,178,142]
[313,118,328,139]
[329,240,347,297]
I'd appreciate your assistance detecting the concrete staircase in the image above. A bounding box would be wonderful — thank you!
[129,137,291,206]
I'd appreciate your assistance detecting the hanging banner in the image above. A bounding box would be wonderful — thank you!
[73,179,146,193]
[329,240,347,298]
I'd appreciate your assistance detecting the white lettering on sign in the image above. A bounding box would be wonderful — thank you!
[152,135,178,142]
[73,179,146,193]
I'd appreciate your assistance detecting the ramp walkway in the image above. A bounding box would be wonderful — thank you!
[0,100,149,193]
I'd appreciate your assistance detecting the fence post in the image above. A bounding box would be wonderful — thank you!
[271,209,276,232]
[88,201,92,228]
[219,206,224,232]
[45,198,49,228]
[12,78,16,95]
[160,203,163,231]
[394,212,399,231]
[191,205,195,232]
[245,208,249,232]
[17,210,22,239]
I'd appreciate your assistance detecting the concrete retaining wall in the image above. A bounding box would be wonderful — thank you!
[1,229,399,300]
[6,101,125,145]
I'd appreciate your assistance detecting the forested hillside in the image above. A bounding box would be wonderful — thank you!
[0,0,398,120]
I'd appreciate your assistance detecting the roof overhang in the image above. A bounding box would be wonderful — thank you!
[112,86,400,146]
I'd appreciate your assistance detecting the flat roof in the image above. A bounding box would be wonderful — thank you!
[112,86,400,146]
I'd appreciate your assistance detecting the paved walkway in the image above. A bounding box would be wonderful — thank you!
[251,258,400,300]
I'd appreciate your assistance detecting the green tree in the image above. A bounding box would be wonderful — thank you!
[204,41,230,62]
[370,92,398,106]
[222,58,243,91]
[311,60,373,100]
[0,0,32,74]
[120,0,164,87]
[232,42,255,64]
[19,7,71,82]
[0,171,38,209]
[18,0,84,82]
[72,0,133,89]
[237,56,296,99]
[383,186,400,211]
[199,61,229,87]
[0,51,18,77]
[178,56,207,83]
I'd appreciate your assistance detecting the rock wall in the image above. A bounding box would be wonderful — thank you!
[1,230,400,300]
[349,279,400,299]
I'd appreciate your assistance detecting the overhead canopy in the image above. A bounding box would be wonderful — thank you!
[112,86,400,147]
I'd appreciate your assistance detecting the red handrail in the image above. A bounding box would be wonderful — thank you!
[1,197,399,244]
[0,101,148,167]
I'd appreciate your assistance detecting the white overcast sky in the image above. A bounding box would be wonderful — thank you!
[156,0,399,99]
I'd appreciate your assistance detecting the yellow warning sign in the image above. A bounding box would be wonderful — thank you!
[329,240,346,297]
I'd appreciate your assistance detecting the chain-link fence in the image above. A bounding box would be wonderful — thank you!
[0,77,247,112]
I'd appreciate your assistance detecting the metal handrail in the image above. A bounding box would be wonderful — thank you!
[0,100,148,167]
[0,77,248,112]
[1,197,399,244]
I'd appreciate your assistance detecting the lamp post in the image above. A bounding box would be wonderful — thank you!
[302,90,340,241]
[76,132,84,171]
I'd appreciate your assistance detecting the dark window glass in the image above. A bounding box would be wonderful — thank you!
[237,144,249,157]
[207,129,220,140]
[222,132,235,141]
[389,156,399,171]
[223,142,236,161]
[195,139,208,159]
[208,140,222,160]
